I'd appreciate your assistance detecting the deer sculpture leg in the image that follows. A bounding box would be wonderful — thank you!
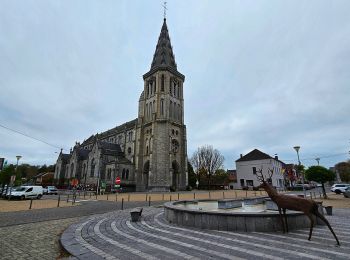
[283,208,288,233]
[313,209,340,245]
[278,207,286,233]
[305,213,315,241]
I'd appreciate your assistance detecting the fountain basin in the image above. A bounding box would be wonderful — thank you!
[164,198,311,232]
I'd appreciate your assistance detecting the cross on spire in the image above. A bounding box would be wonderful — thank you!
[162,1,167,19]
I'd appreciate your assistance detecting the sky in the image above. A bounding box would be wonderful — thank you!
[1,0,350,169]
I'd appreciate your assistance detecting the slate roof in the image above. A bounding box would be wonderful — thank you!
[236,149,273,162]
[61,153,71,162]
[98,142,123,156]
[143,19,185,80]
[77,148,90,160]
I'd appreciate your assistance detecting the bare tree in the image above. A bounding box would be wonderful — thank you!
[190,145,224,190]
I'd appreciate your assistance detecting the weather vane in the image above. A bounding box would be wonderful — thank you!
[162,1,167,19]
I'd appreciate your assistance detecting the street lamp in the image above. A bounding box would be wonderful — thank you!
[9,155,22,200]
[315,158,320,166]
[293,146,306,198]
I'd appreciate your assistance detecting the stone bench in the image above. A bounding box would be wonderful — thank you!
[130,207,143,222]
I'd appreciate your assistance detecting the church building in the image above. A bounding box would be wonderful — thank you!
[54,18,188,192]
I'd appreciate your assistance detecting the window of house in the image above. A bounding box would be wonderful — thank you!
[246,180,254,186]
[252,167,256,175]
[161,75,165,92]
[127,147,132,154]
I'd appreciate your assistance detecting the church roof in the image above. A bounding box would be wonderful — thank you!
[236,149,273,162]
[151,19,177,70]
[98,142,123,156]
[143,19,184,80]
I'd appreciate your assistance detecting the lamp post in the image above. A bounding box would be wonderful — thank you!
[9,155,22,200]
[293,146,306,198]
[315,157,320,166]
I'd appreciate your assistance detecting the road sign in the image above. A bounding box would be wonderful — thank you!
[115,176,121,185]
[115,184,120,188]
[71,178,79,186]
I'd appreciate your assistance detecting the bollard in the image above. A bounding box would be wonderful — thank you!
[107,194,109,201]
[194,193,195,199]
[170,195,172,201]
[148,196,151,207]
[121,198,124,210]
[128,194,130,202]
[66,194,69,203]
[29,199,33,209]
[145,194,148,201]
[57,195,61,208]
[162,193,164,201]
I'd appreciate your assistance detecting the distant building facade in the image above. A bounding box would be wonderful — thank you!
[54,19,188,192]
[235,149,285,189]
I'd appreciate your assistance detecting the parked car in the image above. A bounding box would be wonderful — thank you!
[343,187,350,198]
[43,186,58,195]
[330,184,350,194]
[6,186,43,200]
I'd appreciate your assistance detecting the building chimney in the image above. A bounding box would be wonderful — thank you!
[240,154,243,158]
[275,155,278,160]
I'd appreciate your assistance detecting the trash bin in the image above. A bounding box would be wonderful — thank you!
[325,206,333,216]
[130,211,141,222]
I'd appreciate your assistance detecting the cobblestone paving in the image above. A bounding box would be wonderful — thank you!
[0,217,82,260]
[61,208,350,260]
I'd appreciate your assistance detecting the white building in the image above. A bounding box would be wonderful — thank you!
[235,149,285,189]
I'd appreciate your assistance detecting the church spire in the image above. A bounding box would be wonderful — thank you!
[144,18,184,80]
[150,19,177,70]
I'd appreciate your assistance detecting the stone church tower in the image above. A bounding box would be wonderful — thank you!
[55,18,187,192]
[135,18,187,191]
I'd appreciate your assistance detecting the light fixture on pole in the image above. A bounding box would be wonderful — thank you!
[9,155,22,200]
[315,157,320,166]
[293,146,306,198]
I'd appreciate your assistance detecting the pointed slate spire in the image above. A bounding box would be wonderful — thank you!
[151,19,177,70]
[144,18,184,80]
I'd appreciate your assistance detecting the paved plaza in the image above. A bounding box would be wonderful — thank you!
[61,207,350,260]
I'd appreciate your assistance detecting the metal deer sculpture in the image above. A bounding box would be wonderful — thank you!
[255,168,340,245]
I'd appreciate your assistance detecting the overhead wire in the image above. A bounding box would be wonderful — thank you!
[0,123,64,151]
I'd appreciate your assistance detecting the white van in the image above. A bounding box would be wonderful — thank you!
[8,186,43,200]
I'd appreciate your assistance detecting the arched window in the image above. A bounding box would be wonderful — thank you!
[107,169,111,180]
[70,163,74,178]
[90,159,95,177]
[174,84,177,98]
[126,169,129,180]
[160,99,164,116]
[153,100,155,114]
[146,103,148,119]
[161,75,165,92]
[170,101,173,118]
[147,84,150,97]
[150,81,153,95]
[178,104,181,121]
[146,146,149,155]
[122,169,126,179]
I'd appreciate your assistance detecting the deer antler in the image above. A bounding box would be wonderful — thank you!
[255,167,265,182]
[268,168,274,180]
